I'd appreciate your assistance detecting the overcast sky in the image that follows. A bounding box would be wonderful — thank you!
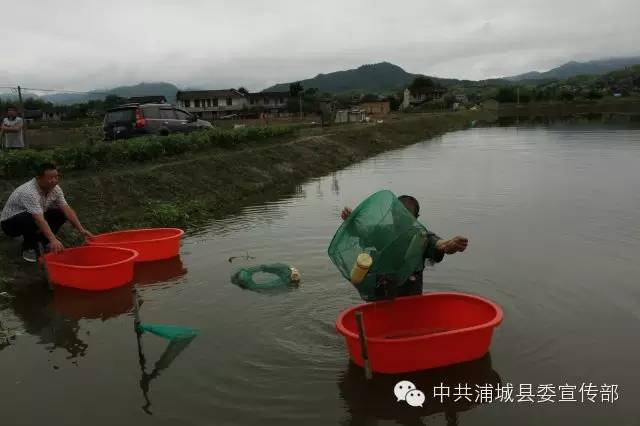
[1,0,639,93]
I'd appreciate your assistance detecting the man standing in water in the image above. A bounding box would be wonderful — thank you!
[1,163,93,262]
[1,105,25,149]
[340,195,468,298]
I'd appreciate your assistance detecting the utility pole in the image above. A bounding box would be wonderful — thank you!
[298,92,303,120]
[517,87,520,106]
[17,85,27,147]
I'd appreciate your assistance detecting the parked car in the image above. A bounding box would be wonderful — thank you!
[103,103,213,140]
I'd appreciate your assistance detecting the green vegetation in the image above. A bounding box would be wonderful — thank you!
[0,125,303,179]
[404,65,640,110]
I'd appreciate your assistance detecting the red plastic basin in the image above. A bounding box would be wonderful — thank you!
[44,246,138,291]
[87,228,184,262]
[336,292,503,374]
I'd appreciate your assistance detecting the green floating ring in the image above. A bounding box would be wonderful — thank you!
[231,263,296,290]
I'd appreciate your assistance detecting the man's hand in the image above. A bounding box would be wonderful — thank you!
[78,228,94,241]
[436,236,469,255]
[340,207,352,221]
[48,238,65,253]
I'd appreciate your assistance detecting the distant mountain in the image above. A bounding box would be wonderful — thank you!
[264,62,421,94]
[41,82,180,105]
[507,56,640,81]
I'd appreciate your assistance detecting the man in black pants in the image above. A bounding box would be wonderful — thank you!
[1,163,93,262]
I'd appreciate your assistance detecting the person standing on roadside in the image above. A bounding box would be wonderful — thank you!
[1,105,25,149]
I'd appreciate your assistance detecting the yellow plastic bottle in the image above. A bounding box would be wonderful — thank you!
[351,253,373,285]
[289,267,301,285]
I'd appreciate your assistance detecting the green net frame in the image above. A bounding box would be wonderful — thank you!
[328,190,429,301]
[231,263,293,290]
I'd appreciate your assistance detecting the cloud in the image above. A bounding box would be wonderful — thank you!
[0,0,638,91]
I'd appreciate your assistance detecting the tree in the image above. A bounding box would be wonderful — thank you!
[558,90,574,101]
[586,89,603,100]
[495,87,518,103]
[104,95,126,109]
[409,77,435,92]
[237,87,249,95]
[443,93,456,109]
[289,82,304,97]
[23,97,48,110]
[361,93,379,102]
[388,96,401,111]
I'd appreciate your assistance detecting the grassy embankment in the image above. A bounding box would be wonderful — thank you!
[0,111,489,287]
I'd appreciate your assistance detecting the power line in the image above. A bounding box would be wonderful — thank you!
[0,85,111,95]
[24,87,112,95]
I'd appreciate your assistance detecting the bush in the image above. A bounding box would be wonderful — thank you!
[124,138,164,162]
[1,149,52,178]
[144,202,189,227]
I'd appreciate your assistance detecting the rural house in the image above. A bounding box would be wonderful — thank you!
[248,91,289,114]
[177,89,290,119]
[22,109,63,122]
[401,87,447,109]
[176,89,248,119]
[358,100,390,115]
[454,94,468,104]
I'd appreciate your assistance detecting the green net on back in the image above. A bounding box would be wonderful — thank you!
[328,190,429,301]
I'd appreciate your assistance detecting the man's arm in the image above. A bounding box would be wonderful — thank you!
[424,231,469,264]
[61,204,92,239]
[32,213,64,252]
[435,236,469,255]
[1,119,22,133]
[425,231,445,263]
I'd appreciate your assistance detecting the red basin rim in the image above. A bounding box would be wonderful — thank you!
[45,247,139,270]
[336,292,504,344]
[88,228,185,244]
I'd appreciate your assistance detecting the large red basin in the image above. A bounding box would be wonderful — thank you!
[336,292,503,374]
[44,246,138,291]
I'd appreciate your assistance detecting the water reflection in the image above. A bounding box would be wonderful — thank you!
[137,333,197,415]
[132,256,188,286]
[0,256,188,360]
[332,173,341,196]
[52,285,133,321]
[131,283,198,415]
[338,354,501,426]
[2,284,88,358]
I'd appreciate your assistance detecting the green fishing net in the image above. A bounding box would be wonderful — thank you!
[137,323,200,340]
[231,263,293,290]
[328,190,429,301]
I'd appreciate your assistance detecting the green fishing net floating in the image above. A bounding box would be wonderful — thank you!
[231,263,297,290]
[328,190,429,301]
[137,323,200,340]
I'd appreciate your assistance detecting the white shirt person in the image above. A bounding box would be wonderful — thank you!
[1,105,25,149]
